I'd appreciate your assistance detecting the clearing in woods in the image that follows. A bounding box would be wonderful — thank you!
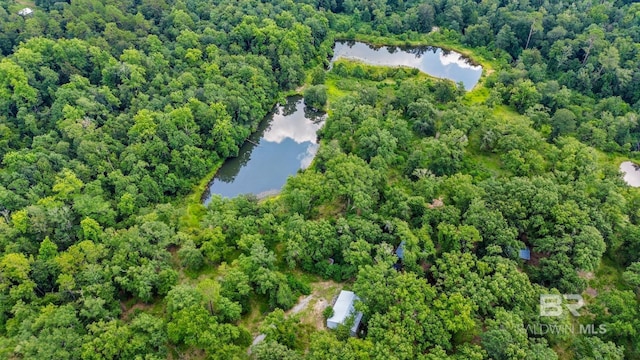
[250,280,344,350]
[286,280,343,330]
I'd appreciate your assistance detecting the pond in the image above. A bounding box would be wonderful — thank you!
[202,96,325,204]
[620,161,640,187]
[331,41,483,91]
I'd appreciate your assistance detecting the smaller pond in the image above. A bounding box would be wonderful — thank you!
[202,96,325,204]
[331,41,483,91]
[620,161,640,187]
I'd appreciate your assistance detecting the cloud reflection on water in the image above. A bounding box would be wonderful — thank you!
[331,41,482,90]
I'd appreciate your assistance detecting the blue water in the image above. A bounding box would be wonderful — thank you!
[331,41,482,90]
[202,96,324,203]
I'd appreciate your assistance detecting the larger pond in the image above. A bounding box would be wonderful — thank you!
[620,161,640,187]
[331,41,482,90]
[202,96,325,204]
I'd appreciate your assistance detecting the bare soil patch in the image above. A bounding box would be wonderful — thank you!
[578,271,595,280]
[120,302,154,321]
[585,287,598,297]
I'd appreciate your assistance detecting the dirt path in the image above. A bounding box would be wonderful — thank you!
[251,333,266,346]
[312,298,329,330]
[287,294,314,315]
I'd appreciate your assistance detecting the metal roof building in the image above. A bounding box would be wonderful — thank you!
[18,7,34,16]
[326,290,363,336]
[395,241,405,260]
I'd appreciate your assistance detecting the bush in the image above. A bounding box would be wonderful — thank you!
[322,306,334,320]
[178,240,204,270]
[310,67,326,85]
[304,85,328,110]
[286,274,311,295]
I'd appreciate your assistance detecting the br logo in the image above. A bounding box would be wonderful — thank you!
[540,294,584,317]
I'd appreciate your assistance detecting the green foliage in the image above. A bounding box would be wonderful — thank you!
[178,239,204,271]
[407,129,468,177]
[253,340,302,360]
[310,67,326,86]
[167,304,247,358]
[434,81,459,103]
[322,306,334,320]
[304,85,328,110]
[82,314,168,360]
[260,309,301,349]
[622,262,640,291]
[573,337,625,360]
[0,0,638,358]
[509,79,541,114]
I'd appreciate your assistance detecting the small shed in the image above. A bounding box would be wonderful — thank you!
[18,7,34,16]
[519,248,531,261]
[395,241,405,260]
[326,290,363,336]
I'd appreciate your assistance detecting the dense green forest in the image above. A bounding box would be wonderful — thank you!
[0,0,639,358]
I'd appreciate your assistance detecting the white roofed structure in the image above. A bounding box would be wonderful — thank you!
[326,290,363,336]
[18,7,34,16]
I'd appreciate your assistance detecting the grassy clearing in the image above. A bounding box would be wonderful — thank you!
[325,76,349,104]
[491,104,524,121]
[240,295,271,336]
[464,86,490,105]
[243,275,344,349]
[183,263,220,282]
[467,152,505,177]
[596,150,636,170]
[590,256,629,292]
[120,296,165,321]
[15,0,35,8]
[240,271,330,337]
[292,280,343,329]
[177,158,222,229]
